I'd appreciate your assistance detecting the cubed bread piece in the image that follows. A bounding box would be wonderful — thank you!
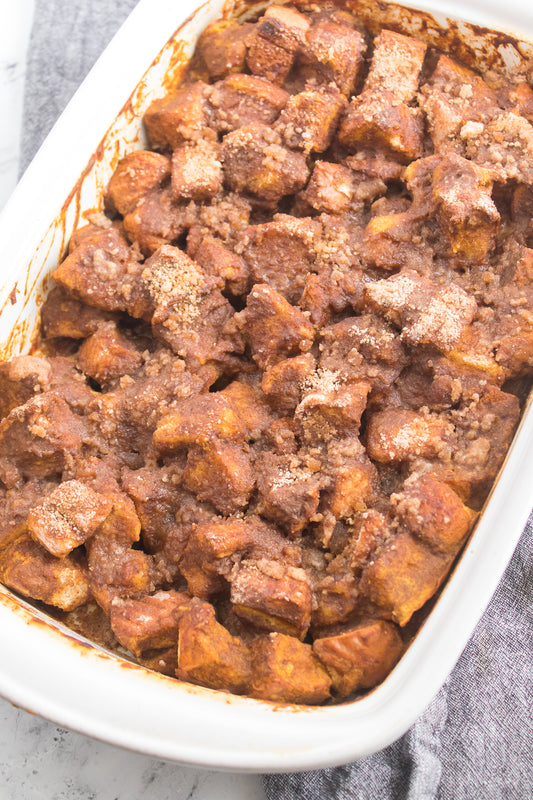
[179,516,299,598]
[419,55,499,155]
[0,393,88,486]
[325,458,378,519]
[220,379,273,440]
[153,393,246,452]
[261,353,316,415]
[391,474,475,553]
[250,633,331,704]
[183,441,255,515]
[106,150,171,215]
[256,451,321,536]
[366,408,452,463]
[122,187,188,257]
[239,215,321,303]
[299,267,366,328]
[313,619,404,697]
[300,20,366,97]
[0,356,51,420]
[171,139,223,201]
[77,321,143,388]
[27,480,113,558]
[365,269,478,352]
[0,533,89,611]
[360,529,455,626]
[189,234,249,295]
[361,212,425,271]
[0,481,56,553]
[230,559,312,639]
[142,245,238,369]
[177,602,252,694]
[52,226,148,319]
[222,124,309,203]
[235,283,315,370]
[303,162,355,214]
[410,153,500,263]
[246,5,310,84]
[463,111,533,185]
[275,85,347,153]
[87,535,156,615]
[295,382,370,444]
[209,74,289,133]
[144,82,212,150]
[319,314,407,390]
[365,30,426,103]
[338,89,424,163]
[196,19,253,80]
[41,287,117,339]
[110,590,192,657]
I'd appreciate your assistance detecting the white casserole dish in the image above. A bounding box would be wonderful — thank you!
[0,0,532,772]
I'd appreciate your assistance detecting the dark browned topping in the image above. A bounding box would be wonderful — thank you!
[1,1,532,705]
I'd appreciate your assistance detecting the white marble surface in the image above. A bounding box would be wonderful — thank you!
[0,3,266,797]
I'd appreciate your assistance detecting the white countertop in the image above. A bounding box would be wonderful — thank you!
[0,3,265,796]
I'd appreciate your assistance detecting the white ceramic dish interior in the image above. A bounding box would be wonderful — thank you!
[0,0,532,773]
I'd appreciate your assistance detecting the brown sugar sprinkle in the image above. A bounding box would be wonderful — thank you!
[1,1,531,708]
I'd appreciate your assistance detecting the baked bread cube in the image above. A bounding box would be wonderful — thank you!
[106,150,171,215]
[365,30,427,102]
[144,82,212,150]
[250,633,331,704]
[246,5,310,84]
[275,85,347,153]
[222,124,309,203]
[196,19,253,80]
[299,19,366,97]
[209,73,289,132]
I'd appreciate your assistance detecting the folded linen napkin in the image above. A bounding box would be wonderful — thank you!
[22,3,533,798]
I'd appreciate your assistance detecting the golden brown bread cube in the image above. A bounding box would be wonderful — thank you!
[261,353,315,415]
[365,269,478,353]
[196,19,253,80]
[182,441,255,516]
[360,529,455,626]
[189,234,249,295]
[87,533,156,615]
[209,73,289,133]
[77,321,143,388]
[295,382,370,444]
[313,619,404,697]
[0,533,90,611]
[256,451,321,536]
[420,55,499,155]
[246,6,309,85]
[325,458,378,520]
[177,602,252,694]
[0,481,55,553]
[222,124,309,204]
[230,559,312,639]
[219,379,273,440]
[110,590,192,657]
[52,226,148,319]
[27,480,113,558]
[179,516,299,599]
[303,162,355,214]
[364,30,427,103]
[122,187,188,257]
[366,408,452,463]
[0,356,52,420]
[106,150,171,215]
[250,633,331,704]
[41,287,116,340]
[391,474,475,554]
[0,393,88,485]
[153,393,246,453]
[239,215,321,303]
[299,19,366,97]
[144,82,212,150]
[338,89,424,163]
[275,85,347,153]
[171,139,223,201]
[423,154,500,263]
[142,245,238,369]
[235,283,315,370]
